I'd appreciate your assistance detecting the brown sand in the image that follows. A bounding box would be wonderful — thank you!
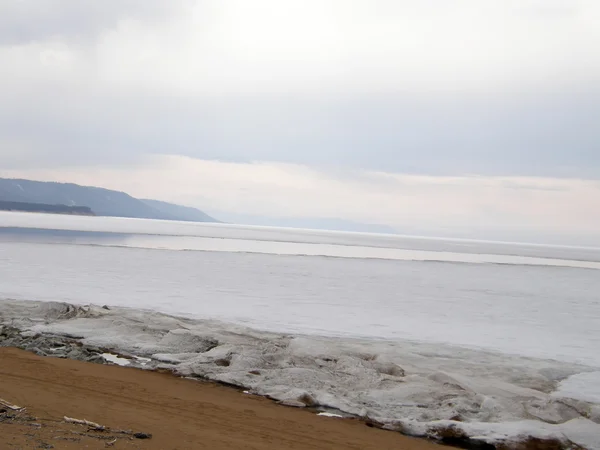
[0,348,444,450]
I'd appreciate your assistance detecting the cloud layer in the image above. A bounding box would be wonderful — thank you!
[1,1,599,237]
[2,1,599,173]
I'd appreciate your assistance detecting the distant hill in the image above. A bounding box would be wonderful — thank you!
[212,211,397,234]
[141,199,220,223]
[0,178,218,223]
[0,200,94,216]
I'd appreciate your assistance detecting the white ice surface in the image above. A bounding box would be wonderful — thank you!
[2,239,600,367]
[2,300,599,448]
[101,353,131,366]
[2,211,600,267]
[554,372,600,404]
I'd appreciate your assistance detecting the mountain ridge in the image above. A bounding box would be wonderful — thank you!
[141,198,221,223]
[0,178,218,223]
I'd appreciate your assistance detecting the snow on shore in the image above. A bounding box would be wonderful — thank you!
[1,300,599,448]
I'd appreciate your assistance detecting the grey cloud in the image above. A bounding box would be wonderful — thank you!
[0,0,187,44]
[1,87,599,178]
[1,1,599,179]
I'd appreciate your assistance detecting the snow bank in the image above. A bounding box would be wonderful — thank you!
[2,299,599,448]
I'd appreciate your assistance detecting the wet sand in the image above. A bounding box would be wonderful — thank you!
[0,348,444,449]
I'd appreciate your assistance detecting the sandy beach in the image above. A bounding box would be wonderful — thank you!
[0,348,444,450]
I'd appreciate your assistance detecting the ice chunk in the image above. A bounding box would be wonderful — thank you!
[102,353,130,366]
[553,372,600,404]
[318,412,343,418]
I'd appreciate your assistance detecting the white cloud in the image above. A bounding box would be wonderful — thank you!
[1,1,599,178]
[93,0,600,94]
[2,1,599,95]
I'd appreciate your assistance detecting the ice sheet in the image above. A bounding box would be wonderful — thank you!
[2,240,600,367]
[3,211,600,264]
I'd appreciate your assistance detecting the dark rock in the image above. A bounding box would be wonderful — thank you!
[496,437,584,450]
[364,417,385,429]
[432,423,469,440]
[133,432,152,439]
[297,393,317,407]
[86,355,106,364]
[427,423,581,450]
[214,357,231,367]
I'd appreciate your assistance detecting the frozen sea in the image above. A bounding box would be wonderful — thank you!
[1,211,600,448]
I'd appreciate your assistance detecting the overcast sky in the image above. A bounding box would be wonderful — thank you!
[1,1,599,238]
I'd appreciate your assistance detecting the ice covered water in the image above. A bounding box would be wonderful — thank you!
[1,212,600,447]
[2,212,600,366]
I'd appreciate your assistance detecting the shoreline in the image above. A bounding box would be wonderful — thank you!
[0,347,443,450]
[1,301,598,449]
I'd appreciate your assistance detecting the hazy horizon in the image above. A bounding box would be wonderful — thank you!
[1,1,599,242]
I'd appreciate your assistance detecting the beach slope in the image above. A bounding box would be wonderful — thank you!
[0,348,442,450]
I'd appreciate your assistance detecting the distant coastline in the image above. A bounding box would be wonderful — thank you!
[0,178,218,222]
[0,200,95,216]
